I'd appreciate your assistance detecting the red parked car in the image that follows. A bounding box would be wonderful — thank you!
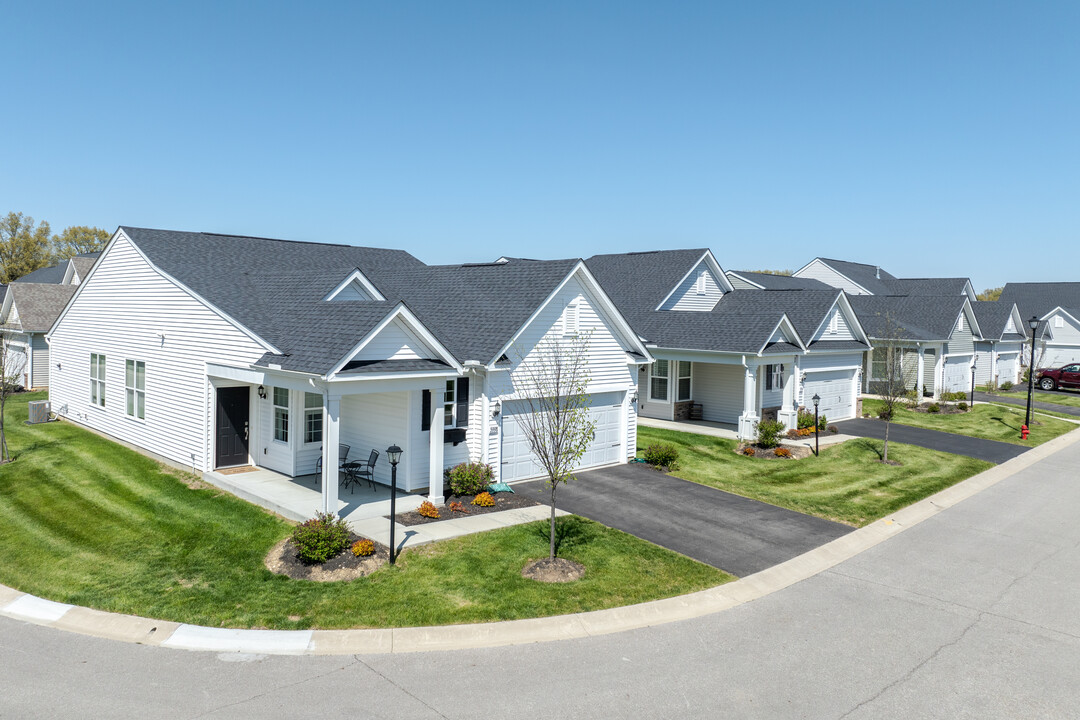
[1037,363,1080,391]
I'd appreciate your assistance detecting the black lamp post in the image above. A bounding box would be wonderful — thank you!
[386,444,402,564]
[812,393,820,457]
[969,356,977,409]
[1025,316,1040,433]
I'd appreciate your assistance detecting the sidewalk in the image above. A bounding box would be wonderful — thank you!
[351,504,568,553]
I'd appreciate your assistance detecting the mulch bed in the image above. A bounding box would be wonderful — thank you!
[393,491,541,526]
[522,557,585,583]
[735,443,813,460]
[265,533,390,582]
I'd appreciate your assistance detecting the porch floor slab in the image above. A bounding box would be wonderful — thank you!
[202,468,425,524]
[638,417,739,439]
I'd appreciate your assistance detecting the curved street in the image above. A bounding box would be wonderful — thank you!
[2,436,1079,719]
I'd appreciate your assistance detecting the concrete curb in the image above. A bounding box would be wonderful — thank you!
[3,428,1078,656]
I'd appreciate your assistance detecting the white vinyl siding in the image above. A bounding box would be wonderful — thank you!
[794,259,870,295]
[125,359,145,419]
[725,273,762,291]
[813,306,857,342]
[350,318,434,363]
[30,334,49,387]
[691,362,743,424]
[945,314,975,356]
[48,231,269,472]
[659,262,724,311]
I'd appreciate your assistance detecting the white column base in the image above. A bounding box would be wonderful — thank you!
[738,412,759,441]
[777,409,798,431]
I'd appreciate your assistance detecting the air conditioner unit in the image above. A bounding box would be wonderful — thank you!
[27,401,50,424]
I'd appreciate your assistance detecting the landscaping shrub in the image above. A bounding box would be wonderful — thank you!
[818,413,828,432]
[827,425,838,434]
[797,427,813,437]
[797,408,817,429]
[774,447,792,458]
[443,462,495,496]
[755,420,785,449]
[927,403,940,413]
[292,512,351,564]
[957,402,968,411]
[878,406,894,421]
[941,391,967,402]
[1000,380,1014,391]
[351,539,375,557]
[786,429,800,439]
[985,379,998,395]
[742,447,756,457]
[448,500,469,514]
[418,500,441,519]
[643,443,680,469]
[472,491,495,507]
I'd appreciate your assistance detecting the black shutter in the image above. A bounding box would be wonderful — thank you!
[456,377,469,427]
[421,389,431,431]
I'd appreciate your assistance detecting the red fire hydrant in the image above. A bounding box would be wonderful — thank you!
[1021,425,1029,440]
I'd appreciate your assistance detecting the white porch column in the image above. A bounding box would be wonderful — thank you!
[321,394,341,516]
[933,348,944,400]
[916,348,925,397]
[738,362,759,440]
[428,384,445,505]
[990,342,998,384]
[777,360,798,431]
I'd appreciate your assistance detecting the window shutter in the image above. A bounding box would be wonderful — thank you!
[421,389,431,431]
[456,377,469,427]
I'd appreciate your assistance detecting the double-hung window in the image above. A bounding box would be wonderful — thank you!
[125,360,145,419]
[89,353,106,407]
[764,364,784,391]
[273,387,289,442]
[650,360,669,401]
[304,392,323,444]
[443,379,456,428]
[677,361,692,401]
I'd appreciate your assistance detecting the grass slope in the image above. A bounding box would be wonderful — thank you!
[0,392,728,629]
[862,398,1075,447]
[638,426,992,527]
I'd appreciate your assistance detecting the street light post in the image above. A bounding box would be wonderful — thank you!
[812,393,820,457]
[386,444,402,564]
[969,356,977,409]
[1025,316,1039,436]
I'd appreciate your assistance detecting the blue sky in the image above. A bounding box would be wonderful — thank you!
[3,1,1077,289]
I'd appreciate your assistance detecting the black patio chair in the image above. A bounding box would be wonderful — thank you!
[314,443,351,480]
[344,449,379,492]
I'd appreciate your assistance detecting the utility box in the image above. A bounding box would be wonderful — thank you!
[27,401,50,424]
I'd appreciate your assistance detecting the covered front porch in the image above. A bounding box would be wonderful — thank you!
[207,361,466,518]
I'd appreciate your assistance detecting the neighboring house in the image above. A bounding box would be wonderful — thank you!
[12,252,102,287]
[972,302,1026,386]
[998,283,1080,368]
[587,250,872,438]
[1,283,79,388]
[46,228,650,514]
[850,295,982,397]
[793,257,977,300]
[1035,307,1080,367]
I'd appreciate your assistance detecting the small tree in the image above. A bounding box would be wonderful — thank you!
[512,332,596,560]
[872,313,909,464]
[0,336,27,463]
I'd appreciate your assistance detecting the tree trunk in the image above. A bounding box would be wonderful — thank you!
[883,419,890,463]
[549,485,557,560]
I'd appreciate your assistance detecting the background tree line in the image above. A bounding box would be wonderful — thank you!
[0,212,110,284]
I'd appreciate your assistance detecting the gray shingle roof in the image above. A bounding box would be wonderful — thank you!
[848,295,968,341]
[586,249,712,315]
[13,264,65,284]
[1000,282,1080,320]
[5,283,78,332]
[889,278,971,296]
[815,258,898,295]
[729,271,832,290]
[122,227,583,374]
[971,302,1018,341]
[69,255,99,280]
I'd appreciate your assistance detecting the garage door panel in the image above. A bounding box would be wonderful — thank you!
[802,370,854,422]
[501,391,624,483]
[943,357,969,392]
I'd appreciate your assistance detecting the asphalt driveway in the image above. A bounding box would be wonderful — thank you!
[514,463,852,577]
[834,418,1028,463]
[973,390,1080,418]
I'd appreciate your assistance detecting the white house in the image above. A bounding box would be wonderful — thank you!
[46,227,650,517]
[587,250,872,437]
[1,283,78,388]
[972,302,1026,386]
[1036,307,1080,368]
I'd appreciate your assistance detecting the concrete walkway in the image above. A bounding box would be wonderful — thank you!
[974,390,1080,418]
[834,417,1029,463]
[639,415,858,450]
[515,463,852,576]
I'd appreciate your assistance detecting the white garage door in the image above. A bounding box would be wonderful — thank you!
[5,345,27,386]
[996,353,1019,384]
[943,357,970,392]
[501,391,625,483]
[802,370,855,422]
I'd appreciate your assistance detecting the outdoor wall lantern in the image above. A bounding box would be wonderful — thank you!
[387,444,403,565]
[257,385,267,400]
[491,400,501,419]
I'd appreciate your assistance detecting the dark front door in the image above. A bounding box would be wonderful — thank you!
[215,387,250,468]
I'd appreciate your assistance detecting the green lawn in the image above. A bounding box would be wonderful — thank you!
[0,392,728,630]
[638,427,992,527]
[998,389,1080,409]
[862,398,1076,447]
